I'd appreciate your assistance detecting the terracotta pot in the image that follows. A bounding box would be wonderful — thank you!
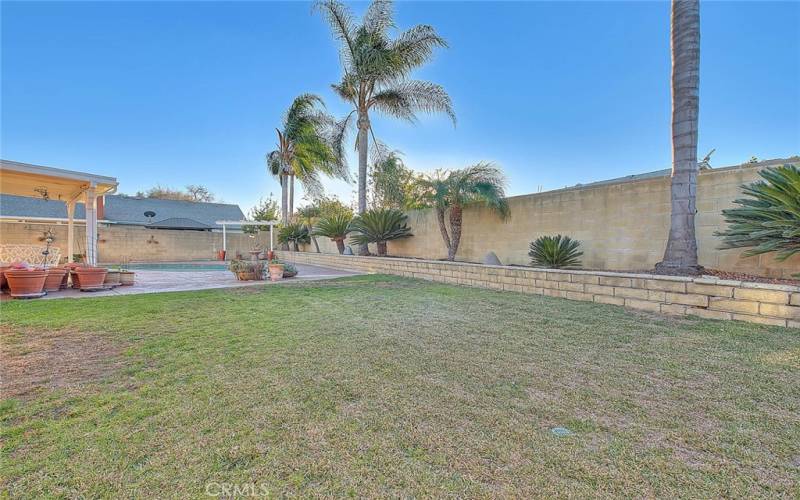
[75,267,108,289]
[104,270,122,286]
[268,264,284,282]
[267,250,275,261]
[43,268,68,292]
[59,267,70,288]
[5,269,47,298]
[119,271,135,286]
[217,249,226,261]
[0,264,11,292]
[237,271,257,281]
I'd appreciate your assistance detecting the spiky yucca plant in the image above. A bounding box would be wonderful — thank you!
[529,235,583,269]
[313,214,353,254]
[349,209,412,256]
[278,223,310,251]
[717,164,800,265]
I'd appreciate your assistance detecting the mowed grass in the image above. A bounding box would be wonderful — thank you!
[1,274,799,497]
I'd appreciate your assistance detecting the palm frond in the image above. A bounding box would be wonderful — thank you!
[314,0,357,69]
[312,213,353,239]
[363,0,394,34]
[388,24,448,77]
[370,80,456,125]
[349,208,412,245]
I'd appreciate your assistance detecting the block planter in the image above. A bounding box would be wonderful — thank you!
[43,267,68,292]
[104,270,122,287]
[5,269,47,298]
[119,271,135,286]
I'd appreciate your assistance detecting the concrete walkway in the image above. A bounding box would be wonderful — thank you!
[2,263,360,301]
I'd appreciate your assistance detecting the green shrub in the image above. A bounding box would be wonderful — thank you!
[717,164,800,264]
[529,235,583,269]
[349,209,413,256]
[312,214,353,254]
[278,223,310,251]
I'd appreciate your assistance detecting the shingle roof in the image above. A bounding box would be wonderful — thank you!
[0,194,244,228]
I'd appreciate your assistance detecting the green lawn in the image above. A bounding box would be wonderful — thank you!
[2,275,799,497]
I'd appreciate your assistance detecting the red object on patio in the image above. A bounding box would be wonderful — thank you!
[217,249,226,261]
[5,268,47,298]
[74,266,108,290]
[43,268,68,292]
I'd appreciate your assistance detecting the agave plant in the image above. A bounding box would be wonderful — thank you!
[313,214,353,254]
[529,235,583,269]
[277,223,310,251]
[717,164,800,265]
[349,209,412,256]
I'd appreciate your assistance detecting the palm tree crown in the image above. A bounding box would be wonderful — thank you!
[267,94,348,224]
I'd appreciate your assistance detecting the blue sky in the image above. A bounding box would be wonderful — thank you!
[2,1,798,213]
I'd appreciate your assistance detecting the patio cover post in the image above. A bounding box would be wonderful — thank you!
[66,201,75,263]
[270,225,273,252]
[222,224,227,252]
[85,185,97,265]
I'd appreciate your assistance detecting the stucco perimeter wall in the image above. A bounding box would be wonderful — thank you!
[285,251,800,328]
[0,222,269,263]
[306,160,800,278]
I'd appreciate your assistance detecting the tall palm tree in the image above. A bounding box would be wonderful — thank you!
[316,0,455,254]
[657,0,701,273]
[266,94,347,225]
[417,163,509,261]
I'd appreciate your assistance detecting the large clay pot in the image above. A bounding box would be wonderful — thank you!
[217,249,226,261]
[104,270,121,286]
[268,263,284,282]
[119,271,135,286]
[0,264,11,292]
[43,268,68,292]
[5,269,47,298]
[74,267,108,290]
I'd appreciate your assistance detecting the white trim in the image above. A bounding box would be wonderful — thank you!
[0,159,118,190]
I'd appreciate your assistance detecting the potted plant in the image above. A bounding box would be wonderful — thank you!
[5,263,47,298]
[43,267,68,292]
[0,263,11,292]
[282,263,298,278]
[74,266,108,290]
[228,260,262,281]
[268,259,285,282]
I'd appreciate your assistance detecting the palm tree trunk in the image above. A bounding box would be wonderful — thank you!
[657,0,701,273]
[288,175,295,222]
[435,207,452,256]
[280,174,289,224]
[447,205,463,261]
[311,234,320,253]
[356,111,370,256]
[335,238,345,255]
[377,241,387,257]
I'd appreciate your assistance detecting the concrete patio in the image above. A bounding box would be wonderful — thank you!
[1,263,360,300]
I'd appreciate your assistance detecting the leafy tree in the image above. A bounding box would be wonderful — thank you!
[417,163,509,261]
[244,196,279,235]
[529,235,583,269]
[266,94,347,226]
[657,0,701,273]
[313,213,353,254]
[370,151,419,210]
[135,185,216,202]
[349,208,412,256]
[717,164,800,266]
[316,0,455,254]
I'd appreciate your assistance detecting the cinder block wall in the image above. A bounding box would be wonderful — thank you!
[303,159,800,278]
[0,222,269,263]
[285,251,800,328]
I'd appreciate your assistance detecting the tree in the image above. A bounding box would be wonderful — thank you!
[266,94,347,227]
[245,196,279,235]
[417,163,509,261]
[313,213,353,254]
[316,0,455,254]
[278,223,311,251]
[135,185,216,202]
[370,150,418,210]
[656,0,701,273]
[349,208,412,256]
[295,204,322,252]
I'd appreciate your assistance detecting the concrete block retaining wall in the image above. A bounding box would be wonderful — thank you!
[286,251,800,328]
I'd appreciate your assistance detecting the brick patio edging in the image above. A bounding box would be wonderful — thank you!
[285,252,800,328]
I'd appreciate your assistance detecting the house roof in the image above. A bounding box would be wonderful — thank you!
[1,194,244,229]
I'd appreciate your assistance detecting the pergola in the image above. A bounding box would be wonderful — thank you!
[0,160,118,265]
[215,220,280,254]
